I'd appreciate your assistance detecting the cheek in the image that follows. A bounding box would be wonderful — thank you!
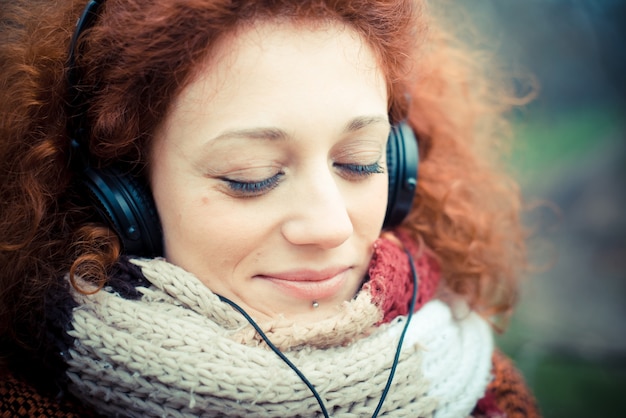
[161,194,272,268]
[351,176,389,237]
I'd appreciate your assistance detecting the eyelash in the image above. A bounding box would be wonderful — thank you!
[222,173,284,197]
[335,162,385,179]
[221,162,384,197]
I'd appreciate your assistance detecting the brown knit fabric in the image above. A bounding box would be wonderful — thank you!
[477,349,542,418]
[0,369,97,418]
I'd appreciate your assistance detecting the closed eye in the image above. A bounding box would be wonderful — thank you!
[335,162,384,180]
[221,172,284,197]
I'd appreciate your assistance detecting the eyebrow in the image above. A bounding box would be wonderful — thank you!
[344,115,390,133]
[208,115,390,143]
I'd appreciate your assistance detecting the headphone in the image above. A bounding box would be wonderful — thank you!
[67,0,419,257]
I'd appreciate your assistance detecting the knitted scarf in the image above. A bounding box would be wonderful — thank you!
[57,235,494,417]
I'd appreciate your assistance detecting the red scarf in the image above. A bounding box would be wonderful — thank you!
[368,231,441,323]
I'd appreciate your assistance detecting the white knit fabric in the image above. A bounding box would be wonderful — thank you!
[395,300,494,418]
[64,257,493,417]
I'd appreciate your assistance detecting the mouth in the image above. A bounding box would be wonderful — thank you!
[254,267,351,301]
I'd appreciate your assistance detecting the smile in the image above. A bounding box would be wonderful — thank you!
[254,267,351,301]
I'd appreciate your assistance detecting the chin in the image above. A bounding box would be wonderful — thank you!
[280,304,344,323]
[246,295,350,323]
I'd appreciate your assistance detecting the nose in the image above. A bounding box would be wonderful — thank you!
[281,168,353,249]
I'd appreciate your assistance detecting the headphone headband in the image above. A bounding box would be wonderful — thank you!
[66,0,106,157]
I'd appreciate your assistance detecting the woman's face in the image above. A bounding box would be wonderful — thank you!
[150,20,389,322]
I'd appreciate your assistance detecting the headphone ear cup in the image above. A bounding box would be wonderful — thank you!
[384,122,419,229]
[80,165,163,257]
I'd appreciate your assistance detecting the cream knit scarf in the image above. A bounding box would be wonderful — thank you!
[64,258,493,417]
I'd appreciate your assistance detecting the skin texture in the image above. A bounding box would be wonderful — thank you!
[149,21,390,322]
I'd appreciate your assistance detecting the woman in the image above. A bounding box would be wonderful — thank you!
[0,0,538,416]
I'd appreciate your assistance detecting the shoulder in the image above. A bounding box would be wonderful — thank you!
[0,367,99,418]
[473,349,542,418]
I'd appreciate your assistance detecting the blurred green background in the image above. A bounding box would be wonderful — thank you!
[464,1,626,416]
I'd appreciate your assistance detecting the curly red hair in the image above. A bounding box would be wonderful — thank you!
[0,0,528,353]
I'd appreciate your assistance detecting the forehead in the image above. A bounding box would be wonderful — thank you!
[157,19,388,140]
[182,19,384,102]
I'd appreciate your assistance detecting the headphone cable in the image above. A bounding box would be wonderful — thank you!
[371,249,418,417]
[218,294,331,417]
[218,249,419,417]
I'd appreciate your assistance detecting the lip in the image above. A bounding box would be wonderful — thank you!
[254,266,351,300]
